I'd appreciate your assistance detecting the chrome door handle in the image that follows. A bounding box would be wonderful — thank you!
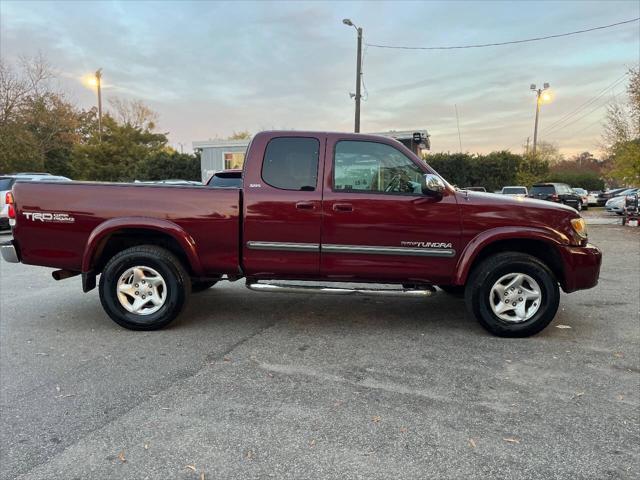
[333,203,353,212]
[296,201,315,210]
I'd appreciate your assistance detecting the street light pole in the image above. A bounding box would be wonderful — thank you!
[96,68,103,141]
[530,82,550,156]
[343,19,362,133]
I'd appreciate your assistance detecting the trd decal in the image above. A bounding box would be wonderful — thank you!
[23,212,75,223]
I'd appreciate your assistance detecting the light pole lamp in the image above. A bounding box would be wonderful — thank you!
[343,19,362,133]
[530,82,550,156]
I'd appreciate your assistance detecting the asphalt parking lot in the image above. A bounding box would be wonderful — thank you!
[0,221,638,480]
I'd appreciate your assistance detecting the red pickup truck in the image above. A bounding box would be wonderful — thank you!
[2,131,601,337]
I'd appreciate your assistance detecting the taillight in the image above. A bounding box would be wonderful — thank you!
[5,192,15,219]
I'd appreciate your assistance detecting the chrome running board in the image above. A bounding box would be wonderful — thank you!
[246,281,435,297]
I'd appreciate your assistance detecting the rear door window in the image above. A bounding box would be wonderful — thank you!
[531,185,555,195]
[0,178,15,190]
[262,137,319,191]
[502,187,526,195]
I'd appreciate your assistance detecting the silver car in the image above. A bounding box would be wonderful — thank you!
[1,174,71,229]
[605,188,639,215]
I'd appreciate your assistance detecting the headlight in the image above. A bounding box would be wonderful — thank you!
[571,218,588,239]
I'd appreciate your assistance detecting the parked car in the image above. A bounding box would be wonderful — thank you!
[597,188,628,206]
[529,183,583,211]
[587,191,600,206]
[500,186,528,197]
[572,188,590,210]
[1,174,71,229]
[465,187,486,192]
[1,131,601,338]
[605,188,640,215]
[207,169,242,188]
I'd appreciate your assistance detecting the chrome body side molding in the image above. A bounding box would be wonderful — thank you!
[246,241,320,252]
[322,244,455,258]
[246,241,455,257]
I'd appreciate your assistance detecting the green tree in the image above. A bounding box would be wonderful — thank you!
[71,115,168,181]
[135,150,201,181]
[517,153,549,187]
[426,151,525,192]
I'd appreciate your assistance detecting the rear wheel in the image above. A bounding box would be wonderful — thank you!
[99,245,190,330]
[465,252,559,337]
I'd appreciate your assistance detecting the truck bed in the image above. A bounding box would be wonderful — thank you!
[12,181,240,274]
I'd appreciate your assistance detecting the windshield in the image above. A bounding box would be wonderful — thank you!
[0,177,15,190]
[502,187,526,194]
[573,188,587,195]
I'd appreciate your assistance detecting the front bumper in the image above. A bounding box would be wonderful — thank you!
[558,243,602,293]
[1,241,19,263]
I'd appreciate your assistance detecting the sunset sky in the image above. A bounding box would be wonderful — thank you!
[1,0,638,156]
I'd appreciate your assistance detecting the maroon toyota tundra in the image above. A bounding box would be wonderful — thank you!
[1,131,602,337]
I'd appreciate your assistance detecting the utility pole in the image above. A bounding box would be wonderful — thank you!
[343,19,363,133]
[96,68,103,141]
[530,82,550,156]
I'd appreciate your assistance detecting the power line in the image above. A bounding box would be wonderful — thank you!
[545,89,622,137]
[541,73,628,134]
[366,18,639,50]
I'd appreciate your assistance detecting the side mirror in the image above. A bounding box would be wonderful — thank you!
[421,174,445,197]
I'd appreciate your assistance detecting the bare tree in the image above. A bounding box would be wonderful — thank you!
[0,53,53,125]
[228,130,251,140]
[108,96,158,130]
[602,68,640,149]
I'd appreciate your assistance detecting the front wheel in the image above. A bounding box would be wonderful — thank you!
[465,252,559,337]
[99,245,191,330]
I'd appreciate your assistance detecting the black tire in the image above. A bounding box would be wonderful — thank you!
[465,252,560,337]
[438,285,465,297]
[99,245,191,330]
[191,280,219,293]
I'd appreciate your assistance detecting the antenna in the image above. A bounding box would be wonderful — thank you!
[455,104,463,152]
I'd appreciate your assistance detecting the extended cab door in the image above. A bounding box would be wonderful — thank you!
[320,136,461,285]
[242,133,324,278]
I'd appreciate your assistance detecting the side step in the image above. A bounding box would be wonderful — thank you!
[246,281,435,298]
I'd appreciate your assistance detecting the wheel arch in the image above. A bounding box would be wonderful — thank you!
[82,217,203,278]
[454,227,567,289]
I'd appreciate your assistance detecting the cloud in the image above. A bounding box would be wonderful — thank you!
[1,0,638,155]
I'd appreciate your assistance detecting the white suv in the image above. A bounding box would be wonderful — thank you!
[501,186,528,197]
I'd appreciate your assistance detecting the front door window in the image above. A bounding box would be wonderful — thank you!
[333,141,423,194]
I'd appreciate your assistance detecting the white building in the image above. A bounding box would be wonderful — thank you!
[193,130,429,183]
